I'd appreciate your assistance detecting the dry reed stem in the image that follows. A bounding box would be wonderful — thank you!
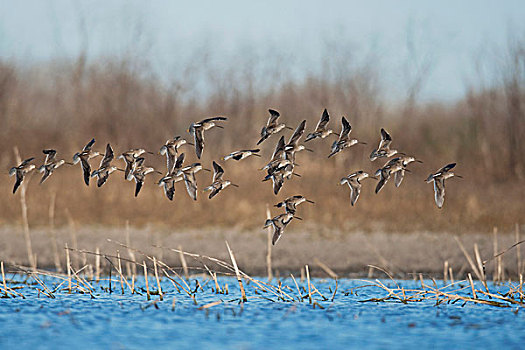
[125,221,137,278]
[474,243,489,292]
[266,204,273,281]
[314,258,338,279]
[95,247,100,282]
[153,257,163,301]
[449,267,454,284]
[143,261,151,301]
[48,192,62,273]
[117,251,124,294]
[65,243,71,293]
[178,245,189,279]
[14,147,36,270]
[455,236,483,281]
[198,300,223,310]
[517,224,522,275]
[290,274,302,302]
[225,241,247,302]
[1,262,8,298]
[444,260,449,283]
[306,265,312,304]
[468,273,477,299]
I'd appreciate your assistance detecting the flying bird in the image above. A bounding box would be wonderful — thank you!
[38,149,72,184]
[127,157,161,197]
[9,157,36,194]
[257,109,292,145]
[223,149,261,161]
[160,136,192,170]
[426,163,462,209]
[274,195,314,215]
[119,149,151,181]
[264,212,297,245]
[203,161,239,199]
[188,117,227,159]
[284,120,313,164]
[369,128,401,161]
[91,144,121,187]
[157,153,185,201]
[305,108,334,142]
[340,171,376,206]
[72,138,102,186]
[328,117,366,158]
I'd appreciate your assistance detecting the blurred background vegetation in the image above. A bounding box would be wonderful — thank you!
[1,2,524,233]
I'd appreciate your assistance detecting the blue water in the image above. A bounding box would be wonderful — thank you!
[1,277,524,349]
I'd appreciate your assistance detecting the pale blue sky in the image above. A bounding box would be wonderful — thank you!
[1,0,524,101]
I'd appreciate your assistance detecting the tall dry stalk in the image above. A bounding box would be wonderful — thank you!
[265,204,273,281]
[13,147,36,270]
[178,245,189,279]
[225,241,247,302]
[48,191,62,272]
[516,223,522,276]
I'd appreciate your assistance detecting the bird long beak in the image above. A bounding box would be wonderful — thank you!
[116,168,126,172]
[285,126,294,131]
[146,151,155,155]
[65,162,75,166]
[203,168,212,172]
[455,175,463,179]
[253,153,262,157]
[216,125,224,129]
[359,141,367,145]
[293,173,301,177]
[187,142,195,146]
[231,183,239,187]
[306,199,315,204]
[415,160,423,163]
[293,216,303,220]
[305,148,314,152]
[154,171,163,175]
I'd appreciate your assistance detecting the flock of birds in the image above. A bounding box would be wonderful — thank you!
[9,109,462,245]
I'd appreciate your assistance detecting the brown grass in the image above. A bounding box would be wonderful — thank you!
[0,36,524,232]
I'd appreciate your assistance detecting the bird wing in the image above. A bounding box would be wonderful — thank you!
[163,181,175,201]
[97,171,109,187]
[134,179,143,197]
[83,138,95,151]
[212,161,224,182]
[288,120,306,146]
[377,128,392,150]
[40,166,52,184]
[208,184,222,199]
[20,157,35,166]
[13,170,24,194]
[173,152,185,173]
[199,116,227,124]
[433,178,446,208]
[349,180,362,206]
[267,109,280,126]
[339,116,352,140]
[271,136,286,161]
[439,163,456,174]
[194,127,204,159]
[394,169,405,188]
[183,172,198,200]
[100,143,114,168]
[272,226,283,245]
[272,173,284,195]
[80,158,91,186]
[43,149,57,164]
[316,109,330,131]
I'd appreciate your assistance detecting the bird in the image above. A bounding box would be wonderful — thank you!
[127,157,161,197]
[328,116,366,158]
[160,136,192,170]
[257,109,292,145]
[188,117,228,159]
[119,149,150,181]
[223,149,261,161]
[369,128,401,161]
[305,108,334,142]
[203,161,239,199]
[274,195,314,214]
[392,156,423,188]
[72,138,102,186]
[284,120,313,164]
[157,153,185,201]
[264,212,297,245]
[262,136,300,194]
[340,171,376,206]
[374,156,422,193]
[176,162,210,200]
[38,149,72,184]
[9,157,36,194]
[91,144,121,187]
[426,163,462,209]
